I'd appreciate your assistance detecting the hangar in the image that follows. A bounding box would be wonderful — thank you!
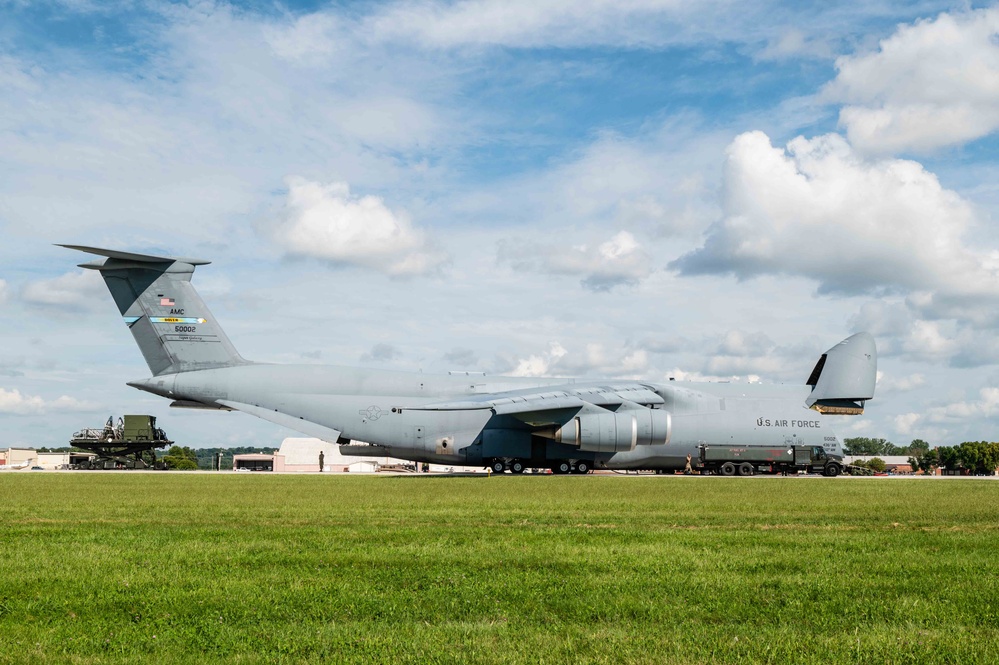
[0,448,96,469]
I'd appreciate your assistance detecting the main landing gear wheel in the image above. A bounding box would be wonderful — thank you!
[490,460,506,474]
[573,460,591,474]
[738,462,755,477]
[552,461,572,475]
[510,460,525,474]
[720,462,737,477]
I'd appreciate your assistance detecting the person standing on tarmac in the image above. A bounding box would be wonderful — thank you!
[319,450,325,473]
[684,453,692,475]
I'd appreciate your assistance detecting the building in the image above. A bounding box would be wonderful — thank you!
[277,437,404,473]
[0,448,96,470]
[36,451,97,469]
[844,455,914,473]
[274,438,487,473]
[232,452,285,472]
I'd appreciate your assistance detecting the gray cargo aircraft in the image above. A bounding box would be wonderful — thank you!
[64,245,877,474]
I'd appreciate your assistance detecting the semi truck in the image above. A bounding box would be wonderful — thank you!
[697,444,843,477]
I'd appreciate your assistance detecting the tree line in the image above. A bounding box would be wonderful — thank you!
[161,446,278,470]
[844,437,999,476]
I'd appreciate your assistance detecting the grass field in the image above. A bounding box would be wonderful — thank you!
[1,474,998,664]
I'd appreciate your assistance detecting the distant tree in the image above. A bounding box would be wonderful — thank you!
[844,437,900,456]
[867,457,887,473]
[163,445,199,470]
[956,441,999,476]
[909,448,939,474]
[164,457,198,470]
[906,439,930,455]
[937,446,961,471]
[851,459,868,469]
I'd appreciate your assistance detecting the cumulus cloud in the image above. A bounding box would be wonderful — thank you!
[702,330,815,379]
[443,348,478,368]
[0,388,98,415]
[274,177,448,277]
[361,343,400,363]
[21,270,105,310]
[499,230,653,290]
[503,341,649,378]
[848,301,913,339]
[895,386,999,434]
[509,341,568,377]
[672,131,998,300]
[825,8,999,153]
[663,368,762,384]
[876,371,926,394]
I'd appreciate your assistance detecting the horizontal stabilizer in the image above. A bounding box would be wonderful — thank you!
[57,244,210,266]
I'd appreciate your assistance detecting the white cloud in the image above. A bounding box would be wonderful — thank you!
[274,177,448,277]
[663,368,762,384]
[825,8,999,153]
[509,341,568,377]
[757,28,833,61]
[893,412,922,435]
[505,341,649,378]
[876,371,926,394]
[900,321,955,360]
[359,0,721,50]
[848,301,913,339]
[0,387,98,415]
[673,131,998,300]
[702,330,815,379]
[21,270,105,309]
[898,386,999,434]
[498,230,653,290]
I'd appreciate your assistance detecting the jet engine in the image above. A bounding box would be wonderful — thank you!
[547,404,671,453]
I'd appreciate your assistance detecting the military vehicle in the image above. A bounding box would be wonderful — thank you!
[697,443,841,476]
[63,245,877,474]
[70,414,172,469]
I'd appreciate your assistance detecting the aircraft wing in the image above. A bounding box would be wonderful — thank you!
[405,382,664,426]
[217,400,343,443]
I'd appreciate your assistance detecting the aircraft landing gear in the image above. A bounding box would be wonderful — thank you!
[510,460,526,474]
[572,460,591,474]
[489,459,506,474]
[551,461,572,475]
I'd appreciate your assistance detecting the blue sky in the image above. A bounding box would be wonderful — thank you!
[1,0,998,449]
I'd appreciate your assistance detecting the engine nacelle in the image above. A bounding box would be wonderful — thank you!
[628,406,671,448]
[552,406,671,453]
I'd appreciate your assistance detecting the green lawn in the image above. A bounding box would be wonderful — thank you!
[1,474,997,663]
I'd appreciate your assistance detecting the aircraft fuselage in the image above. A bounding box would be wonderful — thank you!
[131,364,844,471]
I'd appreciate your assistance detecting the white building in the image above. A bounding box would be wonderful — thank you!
[276,438,486,473]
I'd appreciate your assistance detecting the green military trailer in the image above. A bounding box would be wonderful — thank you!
[70,415,172,469]
[122,415,159,441]
[698,444,842,477]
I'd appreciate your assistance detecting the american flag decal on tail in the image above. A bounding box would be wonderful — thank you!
[160,297,175,306]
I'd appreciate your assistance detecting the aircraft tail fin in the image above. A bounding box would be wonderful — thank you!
[61,245,249,376]
[805,332,876,415]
